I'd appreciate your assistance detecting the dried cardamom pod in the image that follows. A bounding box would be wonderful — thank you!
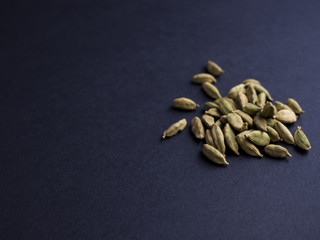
[253,114,267,132]
[205,108,221,118]
[243,103,261,116]
[275,109,297,123]
[162,119,187,139]
[191,117,205,139]
[224,97,237,110]
[236,131,263,157]
[264,144,292,158]
[260,102,277,118]
[172,97,200,110]
[242,79,261,85]
[202,144,229,165]
[205,129,216,147]
[236,91,248,109]
[246,84,258,104]
[274,121,295,145]
[218,98,234,115]
[227,112,245,132]
[202,82,222,99]
[294,126,311,150]
[286,98,305,114]
[203,101,220,111]
[202,114,215,128]
[275,101,293,112]
[266,118,278,128]
[211,124,226,154]
[214,119,223,128]
[224,123,240,155]
[192,73,217,84]
[227,84,246,99]
[251,84,273,101]
[257,92,266,107]
[246,130,270,146]
[233,110,254,128]
[220,115,228,124]
[266,126,282,142]
[206,60,224,76]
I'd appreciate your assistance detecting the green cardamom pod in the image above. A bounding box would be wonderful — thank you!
[202,114,215,128]
[224,123,240,155]
[236,91,248,109]
[266,126,282,142]
[227,112,244,132]
[218,98,234,115]
[257,92,266,107]
[172,97,200,110]
[205,108,221,118]
[275,109,297,123]
[227,84,246,99]
[274,101,293,112]
[251,84,273,101]
[206,60,224,76]
[243,103,261,116]
[192,73,217,84]
[260,102,277,118]
[214,119,223,128]
[242,79,261,85]
[274,121,295,145]
[236,131,263,157]
[203,101,220,111]
[286,98,305,114]
[202,144,229,165]
[162,119,187,139]
[294,126,311,150]
[205,129,216,147]
[202,82,222,99]
[233,110,254,128]
[246,130,270,146]
[264,144,292,158]
[211,124,226,154]
[191,117,205,139]
[246,84,258,104]
[266,118,278,128]
[253,114,268,132]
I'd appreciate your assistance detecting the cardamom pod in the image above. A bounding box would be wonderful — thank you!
[287,98,305,114]
[227,112,245,132]
[192,73,217,84]
[227,84,246,99]
[202,114,215,128]
[294,126,311,150]
[253,114,267,132]
[224,97,237,110]
[220,115,228,124]
[206,60,224,76]
[202,82,222,99]
[275,109,297,123]
[275,101,294,112]
[242,79,261,85]
[274,121,295,145]
[246,84,258,104]
[172,97,200,110]
[191,117,205,139]
[205,108,221,118]
[162,119,187,139]
[215,119,223,128]
[233,110,254,128]
[205,129,216,147]
[224,123,240,155]
[246,130,270,146]
[218,98,234,115]
[243,103,261,116]
[203,101,220,111]
[266,126,282,142]
[236,91,248,109]
[266,118,278,128]
[202,144,229,165]
[257,92,266,107]
[211,124,226,154]
[260,102,277,118]
[236,131,263,157]
[251,84,273,101]
[264,144,292,158]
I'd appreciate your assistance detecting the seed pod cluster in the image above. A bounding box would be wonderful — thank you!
[162,59,311,166]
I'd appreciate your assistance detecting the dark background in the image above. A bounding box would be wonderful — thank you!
[1,0,320,239]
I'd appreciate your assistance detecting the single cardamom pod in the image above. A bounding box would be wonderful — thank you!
[205,108,221,118]
[236,131,263,158]
[236,91,248,109]
[205,129,216,147]
[257,92,266,107]
[192,73,217,84]
[202,114,215,128]
[274,109,297,123]
[266,118,278,128]
[227,84,246,99]
[224,123,240,155]
[246,130,270,146]
[242,79,261,85]
[254,114,268,132]
[266,126,282,142]
[286,98,305,114]
[251,84,273,101]
[227,112,244,132]
[233,110,254,128]
[260,102,277,118]
[202,144,229,165]
[224,97,237,110]
[246,84,258,104]
[211,124,226,154]
[162,119,187,139]
[218,98,234,115]
[172,97,200,110]
[203,101,220,111]
[275,101,294,112]
[294,126,311,150]
[243,103,261,116]
[274,121,295,145]
[202,82,222,99]
[264,144,292,158]
[191,117,205,139]
[206,60,224,76]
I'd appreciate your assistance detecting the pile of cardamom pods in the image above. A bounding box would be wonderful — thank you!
[162,60,311,166]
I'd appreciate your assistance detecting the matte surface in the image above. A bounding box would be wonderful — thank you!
[1,0,320,239]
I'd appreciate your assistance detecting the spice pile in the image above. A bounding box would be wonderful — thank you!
[162,60,311,166]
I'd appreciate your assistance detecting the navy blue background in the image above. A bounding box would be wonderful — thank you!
[1,0,320,239]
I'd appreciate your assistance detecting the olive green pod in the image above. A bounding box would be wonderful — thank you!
[246,130,270,146]
[206,60,224,76]
[192,73,216,84]
[202,82,222,99]
[224,123,240,155]
[260,102,277,118]
[211,124,226,154]
[243,103,261,116]
[253,114,268,132]
[203,102,220,111]
[264,144,292,158]
[236,131,263,158]
[218,98,234,115]
[286,98,305,114]
[294,126,311,150]
[274,121,295,145]
[266,126,282,142]
[172,97,200,110]
[233,110,254,128]
[202,144,229,165]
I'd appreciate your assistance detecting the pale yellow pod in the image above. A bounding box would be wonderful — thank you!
[274,109,297,123]
[162,119,187,139]
[202,144,229,165]
[191,117,205,139]
[172,97,200,110]
[192,73,216,84]
[206,60,224,76]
